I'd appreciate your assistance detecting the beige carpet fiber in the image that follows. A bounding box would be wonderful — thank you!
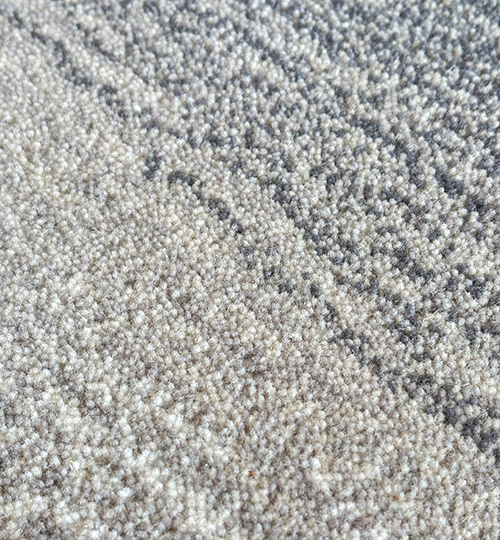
[1,0,500,538]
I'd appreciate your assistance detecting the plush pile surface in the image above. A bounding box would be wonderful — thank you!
[1,0,500,538]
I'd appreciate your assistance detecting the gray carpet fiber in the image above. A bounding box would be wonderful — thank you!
[1,0,500,538]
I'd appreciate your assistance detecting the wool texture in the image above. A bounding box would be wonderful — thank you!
[1,0,500,538]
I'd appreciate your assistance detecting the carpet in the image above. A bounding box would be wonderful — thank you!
[1,0,500,538]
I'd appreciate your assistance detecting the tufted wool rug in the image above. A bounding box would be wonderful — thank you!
[1,0,500,538]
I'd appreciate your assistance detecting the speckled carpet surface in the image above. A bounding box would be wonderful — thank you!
[1,0,500,538]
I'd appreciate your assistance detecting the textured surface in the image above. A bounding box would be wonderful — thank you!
[1,0,500,538]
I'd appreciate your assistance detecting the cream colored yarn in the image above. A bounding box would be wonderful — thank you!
[1,0,500,538]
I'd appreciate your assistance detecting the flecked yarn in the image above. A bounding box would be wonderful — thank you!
[1,1,500,538]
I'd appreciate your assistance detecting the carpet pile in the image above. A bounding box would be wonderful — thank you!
[1,0,500,538]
